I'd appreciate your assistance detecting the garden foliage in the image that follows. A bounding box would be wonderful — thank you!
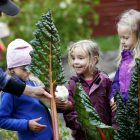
[74,83,114,140]
[28,10,66,139]
[29,10,66,88]
[114,58,140,140]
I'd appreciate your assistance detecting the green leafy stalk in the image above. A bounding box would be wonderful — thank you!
[126,59,140,139]
[29,10,66,88]
[114,92,129,140]
[114,58,140,140]
[29,10,66,140]
[74,83,114,140]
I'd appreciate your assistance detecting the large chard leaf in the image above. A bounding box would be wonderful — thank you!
[74,83,114,140]
[29,10,66,89]
[28,10,66,140]
[126,58,140,139]
[114,58,140,140]
[114,92,129,140]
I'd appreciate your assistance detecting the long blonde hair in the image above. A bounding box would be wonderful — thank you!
[68,40,100,73]
[117,9,140,67]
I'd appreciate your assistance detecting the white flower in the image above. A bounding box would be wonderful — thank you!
[55,85,69,101]
[59,2,67,9]
[77,17,83,24]
[66,0,72,5]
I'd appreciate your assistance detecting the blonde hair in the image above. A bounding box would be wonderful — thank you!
[68,40,100,73]
[117,9,140,66]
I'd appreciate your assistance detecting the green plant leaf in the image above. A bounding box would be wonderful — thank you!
[114,58,140,140]
[74,83,114,140]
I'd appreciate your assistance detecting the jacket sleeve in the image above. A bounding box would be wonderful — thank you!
[104,76,112,98]
[63,77,82,130]
[109,68,120,100]
[0,68,10,91]
[3,78,26,96]
[0,68,25,96]
[109,69,120,128]
[0,93,28,131]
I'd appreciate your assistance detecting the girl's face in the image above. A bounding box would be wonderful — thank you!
[11,65,30,81]
[117,25,137,50]
[70,47,96,79]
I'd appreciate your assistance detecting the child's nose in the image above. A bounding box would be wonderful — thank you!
[74,59,79,64]
[120,38,125,44]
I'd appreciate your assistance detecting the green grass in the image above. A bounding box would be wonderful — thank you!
[94,35,119,52]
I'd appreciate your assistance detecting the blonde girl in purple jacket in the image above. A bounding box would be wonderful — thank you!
[110,9,140,128]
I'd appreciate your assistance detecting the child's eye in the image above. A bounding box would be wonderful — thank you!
[71,56,75,60]
[125,37,129,39]
[123,36,129,39]
[119,36,129,40]
[21,68,27,71]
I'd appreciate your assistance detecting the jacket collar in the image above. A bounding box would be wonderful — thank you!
[77,70,101,95]
[12,75,30,85]
[121,49,133,61]
[88,72,101,95]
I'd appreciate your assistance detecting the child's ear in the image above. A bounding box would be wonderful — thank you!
[10,69,15,75]
[93,56,98,64]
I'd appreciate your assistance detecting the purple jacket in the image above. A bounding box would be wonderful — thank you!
[109,49,133,102]
[63,71,112,140]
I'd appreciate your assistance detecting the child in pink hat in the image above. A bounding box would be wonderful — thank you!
[0,39,52,140]
[7,38,33,69]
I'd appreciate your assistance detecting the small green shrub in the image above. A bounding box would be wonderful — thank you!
[0,129,18,140]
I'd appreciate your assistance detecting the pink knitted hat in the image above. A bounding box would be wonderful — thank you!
[7,38,33,69]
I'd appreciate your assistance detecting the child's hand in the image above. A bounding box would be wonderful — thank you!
[110,98,117,112]
[28,117,47,132]
[56,99,73,110]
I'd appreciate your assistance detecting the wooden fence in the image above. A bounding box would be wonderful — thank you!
[91,0,140,36]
